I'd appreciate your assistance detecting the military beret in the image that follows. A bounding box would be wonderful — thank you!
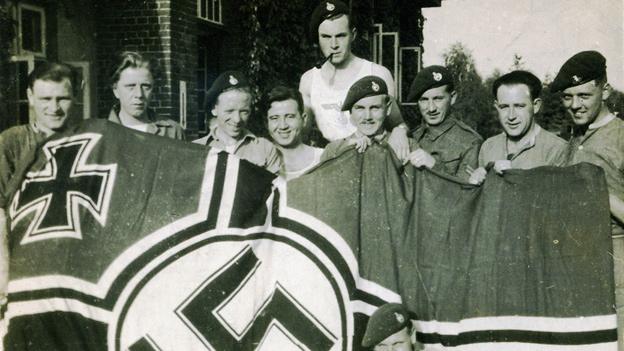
[341,75,388,111]
[205,70,250,110]
[551,51,607,93]
[407,65,454,102]
[362,303,411,348]
[308,0,350,43]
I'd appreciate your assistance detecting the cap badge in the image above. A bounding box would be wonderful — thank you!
[572,75,582,83]
[229,75,239,85]
[371,81,380,92]
[394,312,405,324]
[326,2,335,11]
[433,72,442,82]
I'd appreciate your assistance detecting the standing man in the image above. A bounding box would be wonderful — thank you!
[265,86,323,180]
[468,70,567,184]
[551,51,624,345]
[361,303,414,351]
[299,0,410,159]
[406,66,482,181]
[0,62,78,313]
[194,71,282,174]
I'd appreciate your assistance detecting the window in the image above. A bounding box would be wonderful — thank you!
[6,56,46,127]
[197,0,222,24]
[67,61,91,120]
[17,3,46,57]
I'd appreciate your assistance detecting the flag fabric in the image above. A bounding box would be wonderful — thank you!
[1,120,617,350]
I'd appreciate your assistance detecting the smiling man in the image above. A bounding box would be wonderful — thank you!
[552,51,624,344]
[406,66,482,181]
[194,71,282,174]
[265,86,323,180]
[0,62,78,315]
[362,304,414,351]
[469,71,567,184]
[299,0,411,160]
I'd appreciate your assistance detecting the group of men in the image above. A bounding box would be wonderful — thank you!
[0,0,623,349]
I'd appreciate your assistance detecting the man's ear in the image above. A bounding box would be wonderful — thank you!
[351,27,357,42]
[385,97,392,116]
[602,82,612,101]
[532,97,543,114]
[450,90,458,105]
[27,88,34,106]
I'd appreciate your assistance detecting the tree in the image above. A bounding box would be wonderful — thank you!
[443,43,499,138]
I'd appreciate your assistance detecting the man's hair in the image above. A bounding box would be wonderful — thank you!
[110,51,156,86]
[27,62,78,93]
[265,86,304,114]
[492,70,542,100]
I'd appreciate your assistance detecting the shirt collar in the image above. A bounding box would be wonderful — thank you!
[588,113,616,130]
[108,108,175,134]
[207,125,256,149]
[506,124,542,160]
[416,117,455,141]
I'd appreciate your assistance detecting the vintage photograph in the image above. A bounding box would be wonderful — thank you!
[0,0,622,349]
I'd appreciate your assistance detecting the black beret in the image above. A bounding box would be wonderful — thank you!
[362,304,411,348]
[407,65,453,101]
[205,70,250,110]
[341,75,388,111]
[551,51,606,93]
[308,0,350,43]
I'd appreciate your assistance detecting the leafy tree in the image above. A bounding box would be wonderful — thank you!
[510,53,525,71]
[443,43,499,138]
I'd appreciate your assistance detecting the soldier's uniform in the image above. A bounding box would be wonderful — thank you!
[407,66,482,181]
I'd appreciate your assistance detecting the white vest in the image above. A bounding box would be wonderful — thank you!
[310,61,374,141]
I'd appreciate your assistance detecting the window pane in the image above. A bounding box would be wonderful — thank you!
[200,0,206,18]
[207,0,213,21]
[21,9,43,53]
[17,62,28,100]
[215,0,221,22]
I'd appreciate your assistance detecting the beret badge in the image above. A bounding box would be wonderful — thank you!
[326,2,335,11]
[229,75,239,86]
[433,72,442,82]
[394,312,405,324]
[371,81,380,92]
[572,75,582,83]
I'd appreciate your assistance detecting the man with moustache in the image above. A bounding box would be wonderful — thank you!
[0,62,78,313]
[265,86,323,180]
[194,71,282,174]
[406,66,482,181]
[551,51,624,345]
[300,0,411,159]
[468,70,567,184]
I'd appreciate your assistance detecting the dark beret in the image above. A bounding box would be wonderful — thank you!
[361,304,411,348]
[308,0,350,43]
[205,70,250,110]
[407,65,454,101]
[551,51,606,93]
[341,75,388,111]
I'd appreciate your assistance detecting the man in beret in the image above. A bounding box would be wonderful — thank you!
[299,0,411,160]
[362,303,414,351]
[264,85,323,180]
[319,76,408,161]
[194,71,282,174]
[406,65,482,181]
[553,50,624,343]
[468,70,567,185]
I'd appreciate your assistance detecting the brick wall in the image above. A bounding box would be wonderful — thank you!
[94,0,197,135]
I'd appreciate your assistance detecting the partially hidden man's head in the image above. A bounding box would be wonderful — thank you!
[551,50,610,127]
[27,62,78,136]
[309,0,355,66]
[362,304,413,351]
[265,85,307,148]
[206,71,253,140]
[408,65,456,127]
[492,70,542,141]
[342,76,391,137]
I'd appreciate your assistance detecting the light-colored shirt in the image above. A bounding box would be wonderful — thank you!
[194,127,282,174]
[479,124,567,169]
[282,147,324,180]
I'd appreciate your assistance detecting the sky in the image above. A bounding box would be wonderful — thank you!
[422,0,624,90]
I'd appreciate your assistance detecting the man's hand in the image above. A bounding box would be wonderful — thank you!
[347,134,372,153]
[408,148,436,169]
[493,160,512,175]
[467,166,487,185]
[388,125,410,162]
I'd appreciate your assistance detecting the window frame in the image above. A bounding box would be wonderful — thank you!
[197,0,223,25]
[16,3,47,57]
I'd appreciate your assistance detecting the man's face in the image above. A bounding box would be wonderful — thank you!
[561,80,609,126]
[113,67,154,119]
[267,99,306,148]
[495,84,539,140]
[350,94,389,137]
[417,85,455,126]
[27,78,74,136]
[212,89,252,139]
[374,328,413,351]
[318,15,354,66]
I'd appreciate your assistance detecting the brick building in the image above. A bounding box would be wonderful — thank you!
[0,0,441,136]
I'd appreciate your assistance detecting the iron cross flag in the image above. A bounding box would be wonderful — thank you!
[1,119,618,350]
